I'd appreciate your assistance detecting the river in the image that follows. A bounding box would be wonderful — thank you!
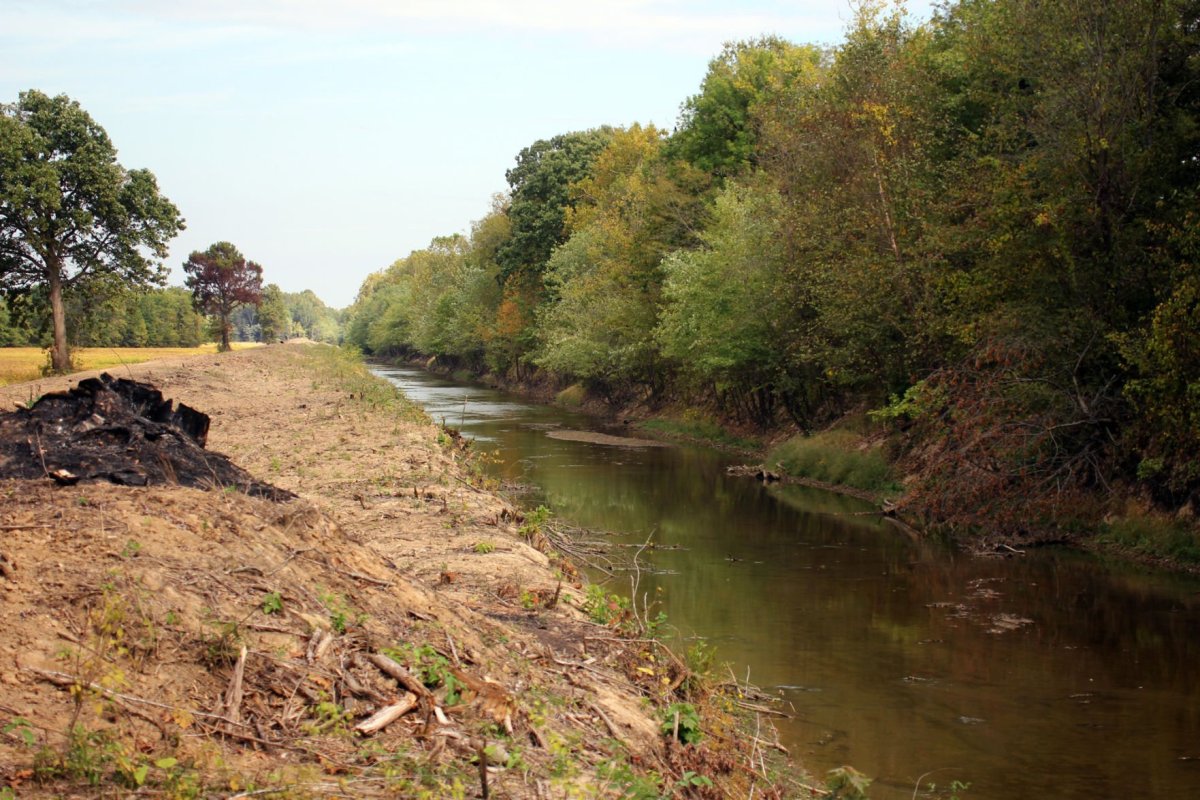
[373,363,1200,799]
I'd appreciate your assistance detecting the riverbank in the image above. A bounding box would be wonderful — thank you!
[397,353,1200,577]
[0,344,805,798]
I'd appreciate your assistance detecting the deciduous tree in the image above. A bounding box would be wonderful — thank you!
[0,90,184,371]
[257,283,291,342]
[183,241,263,351]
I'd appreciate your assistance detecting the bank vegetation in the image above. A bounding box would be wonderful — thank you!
[344,0,1200,556]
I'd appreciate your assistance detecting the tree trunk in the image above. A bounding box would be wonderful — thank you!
[46,257,71,373]
[218,311,231,352]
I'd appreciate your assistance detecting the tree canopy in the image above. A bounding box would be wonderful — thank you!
[0,90,184,371]
[344,0,1200,534]
[183,241,263,352]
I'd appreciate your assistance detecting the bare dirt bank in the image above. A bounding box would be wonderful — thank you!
[0,344,801,798]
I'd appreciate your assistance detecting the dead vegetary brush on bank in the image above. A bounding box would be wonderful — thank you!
[0,374,797,798]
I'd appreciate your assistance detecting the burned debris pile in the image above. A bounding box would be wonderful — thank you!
[0,373,292,500]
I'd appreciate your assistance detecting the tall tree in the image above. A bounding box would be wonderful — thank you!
[495,128,614,286]
[670,37,824,180]
[183,241,263,352]
[0,90,184,371]
[257,283,291,342]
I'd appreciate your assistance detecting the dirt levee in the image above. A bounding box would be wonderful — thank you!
[0,345,781,798]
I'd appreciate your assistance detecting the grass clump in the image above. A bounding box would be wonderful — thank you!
[1096,516,1200,565]
[768,430,899,494]
[638,415,758,450]
[302,345,428,423]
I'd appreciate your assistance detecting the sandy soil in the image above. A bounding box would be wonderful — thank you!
[0,344,782,798]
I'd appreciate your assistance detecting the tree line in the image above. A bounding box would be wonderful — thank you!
[345,0,1200,535]
[0,282,343,349]
[1,92,341,361]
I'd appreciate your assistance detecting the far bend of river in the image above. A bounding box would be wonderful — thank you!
[373,364,1200,800]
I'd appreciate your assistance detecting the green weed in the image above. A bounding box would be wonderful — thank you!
[768,430,899,494]
[639,416,759,450]
[1096,516,1200,564]
[659,702,703,745]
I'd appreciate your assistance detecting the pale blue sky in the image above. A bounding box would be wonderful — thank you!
[1,1,932,308]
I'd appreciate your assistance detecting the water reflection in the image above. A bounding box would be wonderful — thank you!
[373,364,1200,799]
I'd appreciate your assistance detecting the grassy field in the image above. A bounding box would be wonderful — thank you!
[0,343,261,387]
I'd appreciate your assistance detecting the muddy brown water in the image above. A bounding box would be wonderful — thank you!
[373,364,1200,799]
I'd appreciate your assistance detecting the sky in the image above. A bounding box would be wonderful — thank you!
[1,0,933,309]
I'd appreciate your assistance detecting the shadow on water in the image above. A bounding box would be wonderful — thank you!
[373,364,1200,800]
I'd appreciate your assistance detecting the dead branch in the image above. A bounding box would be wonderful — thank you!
[586,700,625,746]
[220,645,248,728]
[354,692,418,735]
[363,652,433,699]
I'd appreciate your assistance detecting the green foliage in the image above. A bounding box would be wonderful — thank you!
[383,643,465,705]
[1,90,184,371]
[518,504,552,541]
[671,36,823,179]
[257,283,292,342]
[342,0,1200,537]
[284,288,342,343]
[637,416,758,450]
[3,716,36,747]
[768,431,897,494]
[656,178,789,416]
[583,583,629,626]
[826,765,872,799]
[555,383,586,407]
[596,756,663,800]
[1096,517,1200,565]
[497,127,614,285]
[659,702,703,745]
[260,591,283,615]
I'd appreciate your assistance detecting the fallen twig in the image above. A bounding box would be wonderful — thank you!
[363,652,433,699]
[354,692,418,735]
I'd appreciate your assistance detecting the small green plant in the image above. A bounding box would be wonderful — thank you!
[261,591,284,615]
[269,456,282,472]
[582,584,631,627]
[922,779,971,799]
[303,698,352,735]
[869,379,940,424]
[826,765,872,799]
[119,539,141,558]
[201,618,243,668]
[596,757,662,799]
[473,540,495,554]
[318,590,364,633]
[675,770,714,790]
[383,643,465,706]
[3,716,36,747]
[518,504,551,538]
[519,589,538,610]
[660,702,703,745]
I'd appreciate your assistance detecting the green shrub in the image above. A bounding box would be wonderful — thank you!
[555,383,586,407]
